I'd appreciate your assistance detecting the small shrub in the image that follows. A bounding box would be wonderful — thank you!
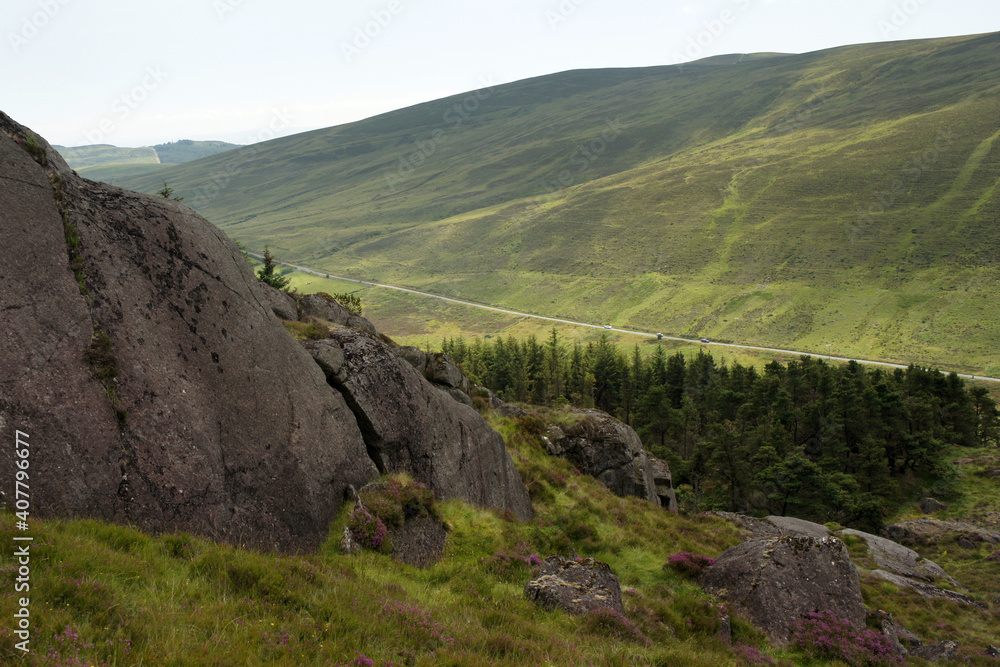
[733,643,776,665]
[348,506,387,550]
[481,543,543,582]
[791,610,904,666]
[580,607,651,647]
[986,550,1000,562]
[664,551,716,578]
[16,133,47,165]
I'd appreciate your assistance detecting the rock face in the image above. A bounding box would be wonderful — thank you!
[0,113,530,550]
[326,327,532,521]
[840,528,960,588]
[524,556,625,615]
[298,292,376,334]
[884,518,1000,546]
[871,570,986,608]
[396,347,473,406]
[542,410,663,506]
[701,535,867,646]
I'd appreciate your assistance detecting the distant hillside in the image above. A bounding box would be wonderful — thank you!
[56,139,239,184]
[119,32,1000,375]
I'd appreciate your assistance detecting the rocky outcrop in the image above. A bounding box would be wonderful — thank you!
[298,292,376,334]
[648,456,678,513]
[542,410,663,506]
[0,113,530,550]
[396,347,473,406]
[919,497,948,514]
[871,570,987,608]
[841,528,960,588]
[524,556,624,615]
[884,518,1000,546]
[325,327,532,521]
[701,535,866,646]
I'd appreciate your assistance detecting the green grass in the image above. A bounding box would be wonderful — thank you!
[115,32,1000,374]
[4,411,997,665]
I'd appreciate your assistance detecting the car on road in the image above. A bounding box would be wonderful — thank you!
[656,333,663,340]
[604,324,612,329]
[700,338,710,343]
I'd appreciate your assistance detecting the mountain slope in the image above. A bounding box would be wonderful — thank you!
[119,32,1000,374]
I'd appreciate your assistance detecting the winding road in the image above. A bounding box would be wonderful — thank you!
[252,253,1000,384]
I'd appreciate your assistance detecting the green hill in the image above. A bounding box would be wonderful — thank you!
[56,140,240,184]
[118,32,1000,375]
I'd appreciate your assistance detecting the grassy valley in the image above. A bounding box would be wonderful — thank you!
[56,139,240,184]
[119,32,1000,374]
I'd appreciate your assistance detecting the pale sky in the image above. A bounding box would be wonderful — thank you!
[4,0,999,147]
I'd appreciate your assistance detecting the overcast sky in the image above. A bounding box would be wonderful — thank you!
[5,0,999,147]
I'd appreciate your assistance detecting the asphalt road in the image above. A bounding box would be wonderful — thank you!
[252,254,1000,384]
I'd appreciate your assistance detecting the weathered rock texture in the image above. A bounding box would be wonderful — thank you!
[0,113,530,550]
[396,347,473,406]
[871,570,986,608]
[524,556,624,615]
[542,410,669,507]
[326,327,532,521]
[701,535,866,646]
[840,528,960,588]
[884,518,1000,546]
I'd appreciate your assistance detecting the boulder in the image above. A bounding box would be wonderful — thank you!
[524,556,624,615]
[701,535,866,646]
[765,515,831,540]
[426,352,466,390]
[648,456,678,513]
[840,528,961,588]
[871,570,987,608]
[708,512,782,539]
[0,113,377,551]
[299,292,377,333]
[919,497,948,514]
[324,326,532,521]
[302,339,347,384]
[911,641,960,661]
[257,282,298,320]
[396,346,428,372]
[543,410,661,506]
[884,518,1000,546]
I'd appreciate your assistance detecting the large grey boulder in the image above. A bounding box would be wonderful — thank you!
[871,570,986,608]
[841,528,960,587]
[324,326,532,520]
[525,556,624,615]
[299,292,376,333]
[884,518,1000,546]
[701,535,866,646]
[543,410,661,506]
[0,113,377,550]
[648,456,678,512]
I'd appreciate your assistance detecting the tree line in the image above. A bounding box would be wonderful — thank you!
[441,331,999,530]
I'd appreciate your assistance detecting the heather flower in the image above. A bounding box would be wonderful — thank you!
[733,644,776,665]
[664,551,716,577]
[348,506,388,550]
[791,610,903,666]
[581,607,651,647]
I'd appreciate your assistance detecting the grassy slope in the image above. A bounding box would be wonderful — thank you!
[2,413,997,665]
[60,141,241,185]
[121,32,1000,374]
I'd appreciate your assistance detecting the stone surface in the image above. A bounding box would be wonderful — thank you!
[339,526,362,555]
[911,641,960,661]
[871,570,987,608]
[426,352,466,390]
[258,282,298,320]
[648,456,678,512]
[701,535,866,646]
[709,512,782,539]
[765,515,831,540]
[302,340,347,384]
[884,518,1000,545]
[919,497,948,514]
[543,409,661,506]
[840,528,960,588]
[390,514,448,568]
[326,326,532,521]
[524,556,625,615]
[0,114,378,551]
[299,292,376,333]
